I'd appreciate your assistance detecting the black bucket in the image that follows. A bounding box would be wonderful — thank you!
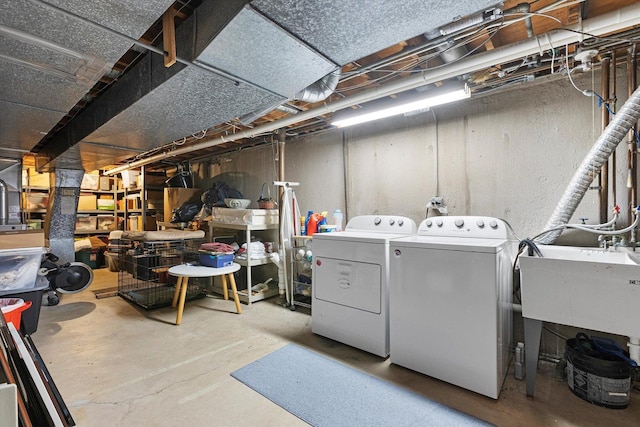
[565,336,632,409]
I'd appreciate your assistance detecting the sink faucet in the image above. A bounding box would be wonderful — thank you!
[598,235,610,250]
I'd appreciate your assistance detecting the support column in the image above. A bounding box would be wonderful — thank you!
[45,168,84,264]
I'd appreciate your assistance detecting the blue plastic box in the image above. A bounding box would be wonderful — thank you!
[199,252,234,268]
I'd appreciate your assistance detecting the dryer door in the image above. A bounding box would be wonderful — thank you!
[314,257,381,314]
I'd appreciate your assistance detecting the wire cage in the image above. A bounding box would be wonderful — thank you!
[118,238,206,309]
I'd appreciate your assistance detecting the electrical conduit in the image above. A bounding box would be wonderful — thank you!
[537,84,640,244]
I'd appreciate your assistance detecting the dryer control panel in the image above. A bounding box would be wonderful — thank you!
[417,216,509,239]
[345,215,417,234]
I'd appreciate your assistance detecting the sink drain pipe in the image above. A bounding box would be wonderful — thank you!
[536,84,640,245]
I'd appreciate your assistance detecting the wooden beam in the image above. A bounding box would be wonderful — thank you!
[162,8,177,67]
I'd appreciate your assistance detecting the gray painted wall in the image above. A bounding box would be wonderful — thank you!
[196,66,637,356]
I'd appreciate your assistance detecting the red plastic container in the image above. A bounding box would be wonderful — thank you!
[0,298,33,330]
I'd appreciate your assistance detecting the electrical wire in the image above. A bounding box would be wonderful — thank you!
[502,12,563,26]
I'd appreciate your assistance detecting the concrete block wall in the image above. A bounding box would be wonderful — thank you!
[195,66,637,356]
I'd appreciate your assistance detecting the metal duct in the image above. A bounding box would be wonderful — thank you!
[239,69,340,125]
[276,104,300,115]
[46,168,84,264]
[294,69,342,103]
[537,85,640,244]
[0,179,8,225]
[424,7,501,64]
[104,4,640,175]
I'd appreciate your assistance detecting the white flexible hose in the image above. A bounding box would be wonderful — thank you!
[538,84,640,244]
[535,210,639,241]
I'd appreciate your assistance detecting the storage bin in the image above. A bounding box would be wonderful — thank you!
[0,248,44,293]
[75,215,97,231]
[0,298,32,330]
[0,284,48,334]
[199,252,234,268]
[75,249,104,269]
[97,215,115,230]
[23,193,48,210]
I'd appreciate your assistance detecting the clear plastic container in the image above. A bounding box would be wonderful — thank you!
[332,209,344,231]
[0,247,44,293]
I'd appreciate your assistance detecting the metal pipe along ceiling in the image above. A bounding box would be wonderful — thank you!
[537,84,640,245]
[104,3,640,176]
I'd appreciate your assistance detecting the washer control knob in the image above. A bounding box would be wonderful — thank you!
[454,218,464,228]
[389,218,395,226]
[425,220,432,227]
[476,220,485,228]
[489,220,498,229]
[374,217,381,225]
[436,219,443,227]
[398,219,404,226]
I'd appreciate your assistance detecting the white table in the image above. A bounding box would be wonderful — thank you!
[168,263,242,325]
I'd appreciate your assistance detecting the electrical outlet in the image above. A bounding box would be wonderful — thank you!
[427,197,444,208]
[426,197,448,214]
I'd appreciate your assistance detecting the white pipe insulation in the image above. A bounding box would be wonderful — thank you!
[104,3,640,176]
[537,85,640,244]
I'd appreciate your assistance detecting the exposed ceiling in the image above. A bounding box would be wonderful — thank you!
[2,0,640,174]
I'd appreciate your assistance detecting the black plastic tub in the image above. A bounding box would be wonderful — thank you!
[565,337,632,409]
[0,283,49,335]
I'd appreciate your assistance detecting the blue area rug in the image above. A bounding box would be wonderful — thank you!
[231,344,493,427]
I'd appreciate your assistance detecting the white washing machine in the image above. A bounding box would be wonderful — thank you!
[389,216,514,399]
[312,215,417,357]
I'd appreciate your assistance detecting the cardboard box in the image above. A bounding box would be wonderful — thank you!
[24,172,50,188]
[138,215,156,231]
[0,230,45,250]
[97,199,115,210]
[78,194,97,211]
[81,174,100,190]
[128,216,139,231]
[99,176,113,191]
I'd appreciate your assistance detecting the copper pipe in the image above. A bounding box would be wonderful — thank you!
[628,45,637,228]
[600,55,610,223]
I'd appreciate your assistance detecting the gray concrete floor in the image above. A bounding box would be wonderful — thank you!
[30,268,639,426]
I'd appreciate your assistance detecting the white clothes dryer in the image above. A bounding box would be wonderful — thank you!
[312,215,417,357]
[389,216,515,399]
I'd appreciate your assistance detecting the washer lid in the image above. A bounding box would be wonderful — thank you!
[312,230,412,244]
[390,235,509,253]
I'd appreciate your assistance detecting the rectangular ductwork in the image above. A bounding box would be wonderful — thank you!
[0,0,176,167]
[33,0,500,171]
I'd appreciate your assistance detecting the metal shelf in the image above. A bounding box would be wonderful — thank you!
[208,220,279,305]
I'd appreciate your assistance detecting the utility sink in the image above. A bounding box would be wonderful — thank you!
[519,245,640,338]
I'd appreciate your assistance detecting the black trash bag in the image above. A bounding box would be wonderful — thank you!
[171,201,202,223]
[201,181,243,208]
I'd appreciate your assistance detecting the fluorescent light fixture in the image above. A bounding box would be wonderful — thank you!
[332,85,471,128]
